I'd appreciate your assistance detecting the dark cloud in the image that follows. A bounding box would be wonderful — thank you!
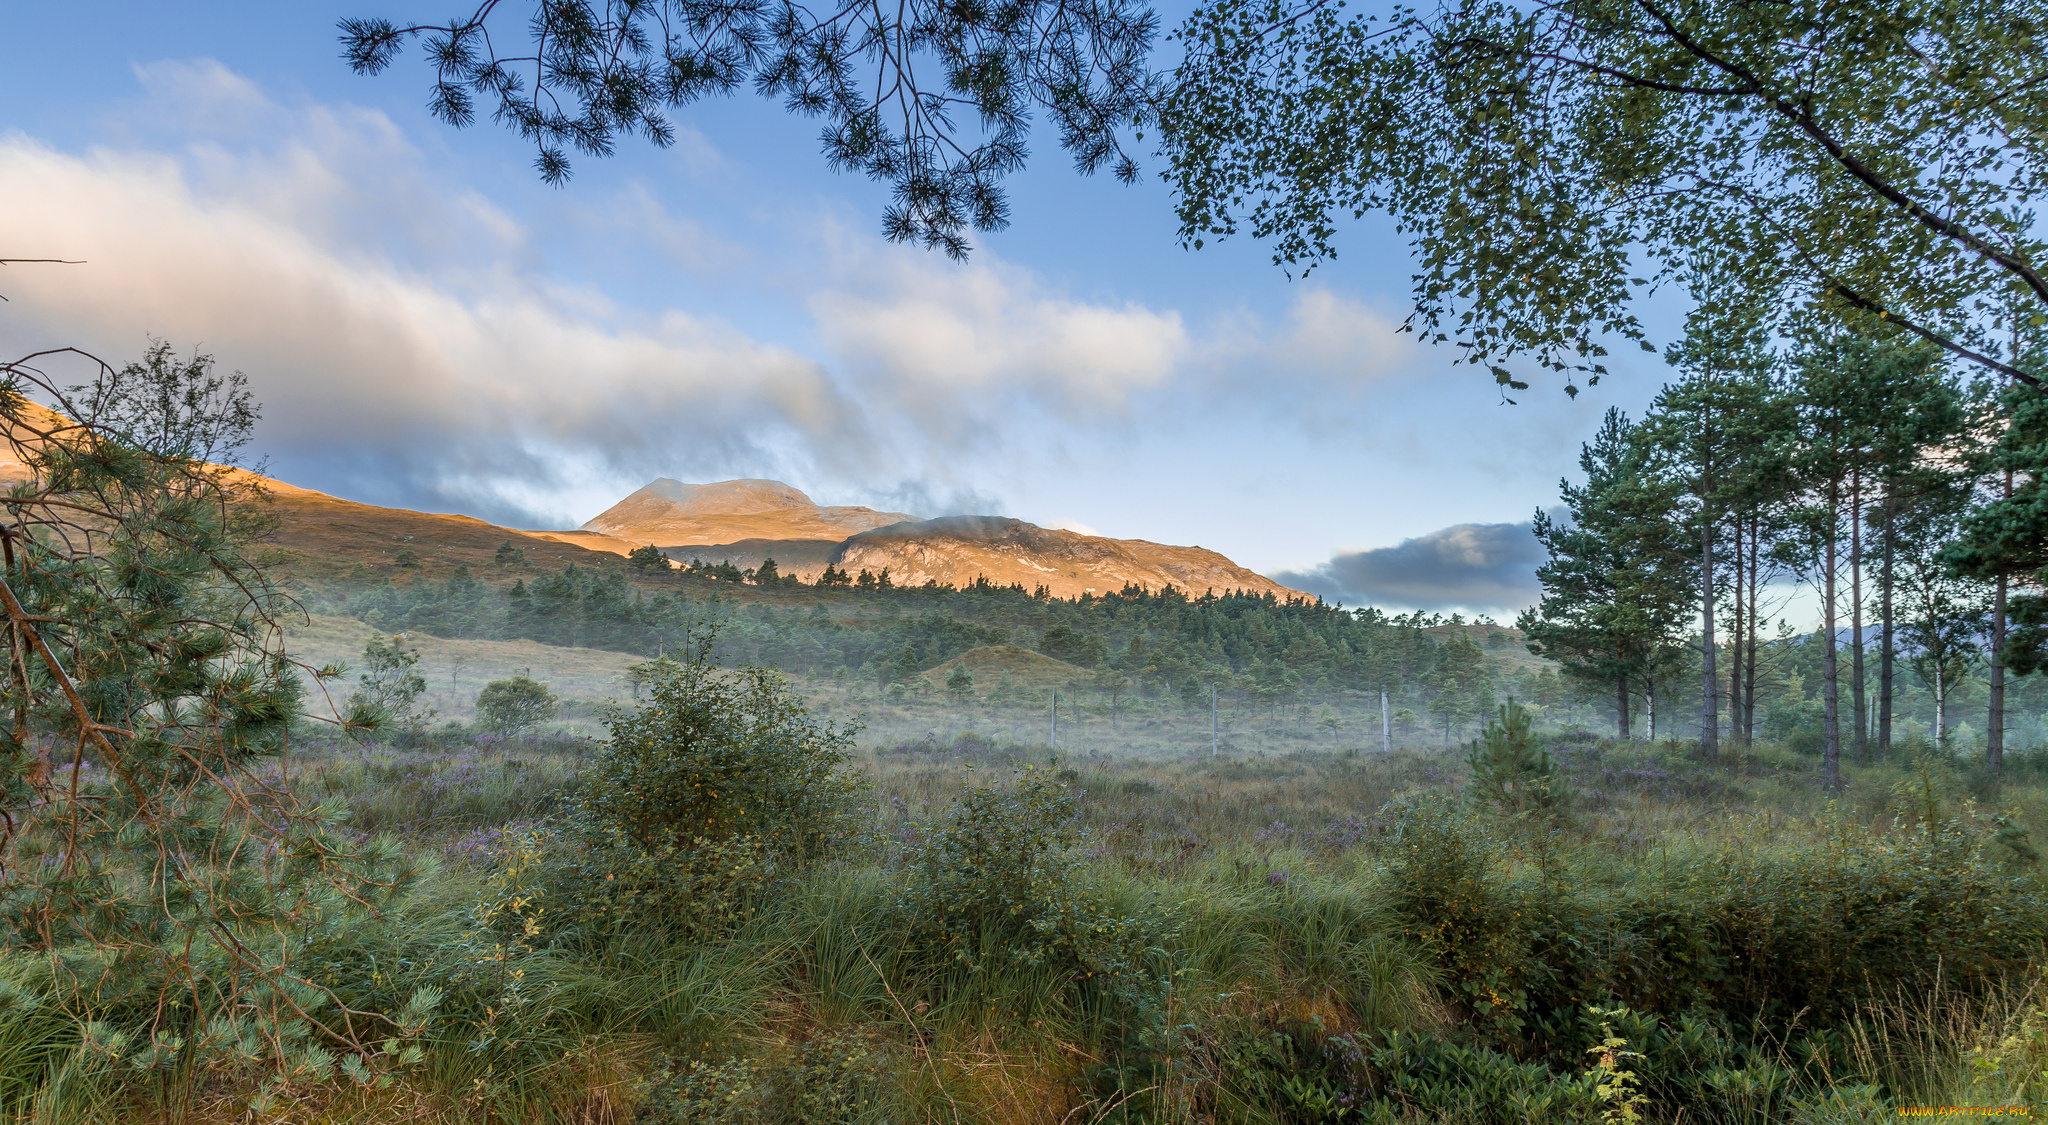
[1274,521,1544,612]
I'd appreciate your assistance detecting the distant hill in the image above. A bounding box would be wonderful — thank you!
[831,516,1305,601]
[579,478,916,550]
[556,477,1309,601]
[250,478,629,583]
[926,644,1094,692]
[66,453,1310,606]
[0,400,632,586]
[0,401,1309,612]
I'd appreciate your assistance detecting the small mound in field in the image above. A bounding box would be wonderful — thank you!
[927,644,1092,690]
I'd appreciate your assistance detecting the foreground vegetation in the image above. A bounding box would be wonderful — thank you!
[13,656,2048,1122]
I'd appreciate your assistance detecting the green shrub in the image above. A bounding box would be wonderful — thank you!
[1370,795,1537,1038]
[901,768,1171,1043]
[568,637,863,936]
[1369,790,2048,1058]
[349,632,434,736]
[1679,819,2048,1026]
[631,1032,889,1125]
[1464,700,1569,818]
[475,674,559,734]
[1327,1028,1603,1122]
[634,1056,765,1124]
[785,1030,890,1124]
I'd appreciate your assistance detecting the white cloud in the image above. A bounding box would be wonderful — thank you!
[811,238,1416,440]
[810,253,1190,423]
[0,60,1435,528]
[0,126,861,526]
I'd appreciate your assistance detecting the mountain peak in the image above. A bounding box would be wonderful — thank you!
[609,478,820,522]
[580,478,915,544]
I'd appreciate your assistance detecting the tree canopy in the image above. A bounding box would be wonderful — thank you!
[1164,0,2048,391]
[340,0,1163,257]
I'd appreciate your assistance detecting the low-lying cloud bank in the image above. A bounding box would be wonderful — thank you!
[1276,521,1544,613]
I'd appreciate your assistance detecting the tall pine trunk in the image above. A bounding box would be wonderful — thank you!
[1851,469,1868,765]
[1616,676,1631,739]
[1878,488,1895,761]
[1992,465,2011,778]
[1747,512,1762,747]
[1935,656,1948,750]
[1701,513,1719,763]
[1822,480,1842,791]
[1993,574,2006,775]
[1730,516,1746,750]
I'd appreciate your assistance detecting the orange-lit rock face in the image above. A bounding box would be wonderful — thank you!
[580,478,916,547]
[203,468,1308,603]
[575,480,1307,601]
[827,516,1308,601]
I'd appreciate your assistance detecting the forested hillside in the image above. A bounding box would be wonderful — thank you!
[305,535,2048,753]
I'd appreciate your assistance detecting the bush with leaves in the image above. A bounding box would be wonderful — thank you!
[1369,794,1539,1039]
[632,1029,889,1124]
[474,674,558,734]
[900,768,1170,1029]
[567,633,863,936]
[1685,817,2048,1027]
[1369,788,2048,1064]
[633,1055,766,1125]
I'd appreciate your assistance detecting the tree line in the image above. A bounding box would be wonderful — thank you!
[1522,306,2048,784]
[315,565,1524,728]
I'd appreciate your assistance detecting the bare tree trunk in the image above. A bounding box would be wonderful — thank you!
[1702,515,1719,763]
[1992,575,2006,774]
[1992,466,2010,778]
[1851,468,1868,765]
[1935,657,1948,752]
[1729,515,1746,751]
[1823,482,1842,791]
[1617,676,1631,740]
[1879,489,1895,761]
[1747,512,1762,746]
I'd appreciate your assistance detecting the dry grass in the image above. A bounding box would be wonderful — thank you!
[286,614,642,732]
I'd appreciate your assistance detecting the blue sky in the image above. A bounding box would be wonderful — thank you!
[0,2,1679,613]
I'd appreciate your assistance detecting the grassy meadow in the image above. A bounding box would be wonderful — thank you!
[284,614,1396,758]
[11,674,2048,1123]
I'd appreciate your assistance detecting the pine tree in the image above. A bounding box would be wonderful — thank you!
[1427,633,1495,742]
[1464,701,1565,818]
[351,632,435,737]
[1639,304,1781,762]
[627,543,672,570]
[0,343,424,1070]
[1898,494,1987,751]
[1786,320,1961,786]
[1521,409,1694,738]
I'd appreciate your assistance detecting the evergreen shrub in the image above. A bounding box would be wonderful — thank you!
[1464,700,1570,817]
[1370,795,1538,1038]
[567,635,865,937]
